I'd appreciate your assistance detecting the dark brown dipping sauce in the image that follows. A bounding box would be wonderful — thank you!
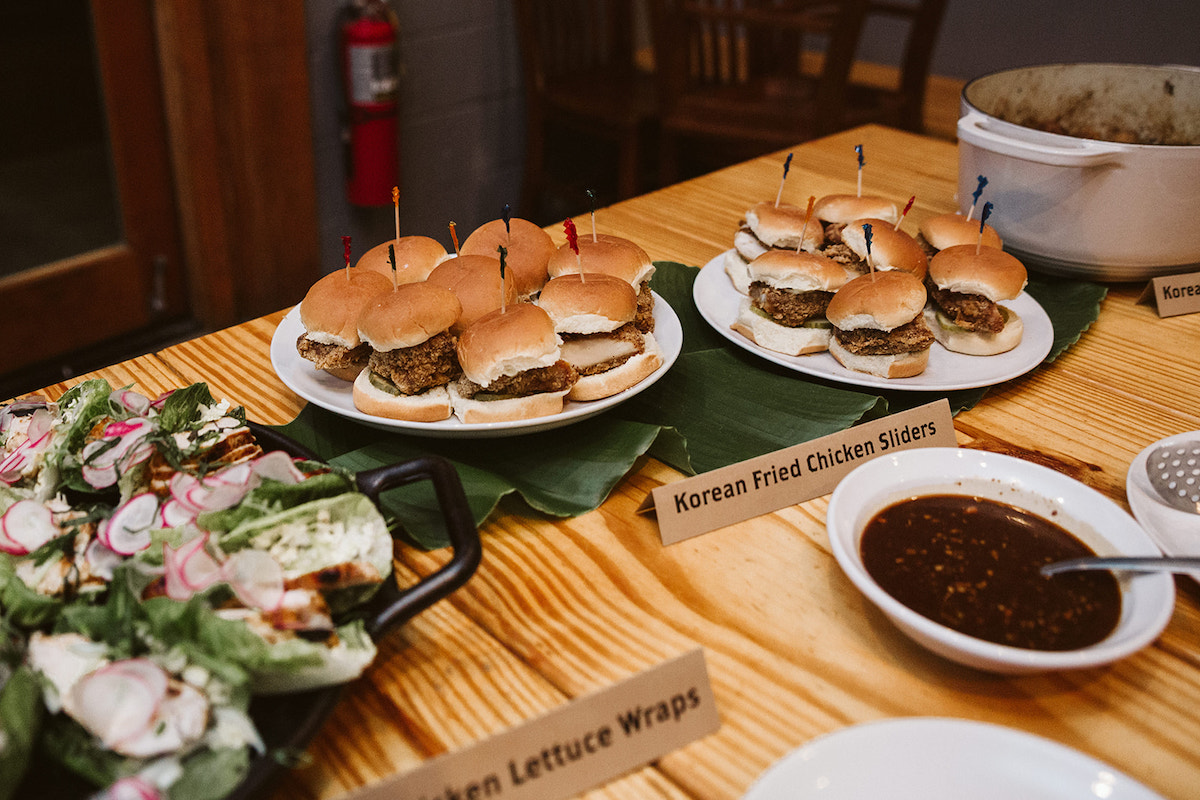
[860,495,1121,651]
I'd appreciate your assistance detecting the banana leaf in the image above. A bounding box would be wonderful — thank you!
[271,261,1104,548]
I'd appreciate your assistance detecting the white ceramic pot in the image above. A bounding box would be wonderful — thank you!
[956,63,1200,281]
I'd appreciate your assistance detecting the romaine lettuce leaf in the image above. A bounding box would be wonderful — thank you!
[0,666,42,800]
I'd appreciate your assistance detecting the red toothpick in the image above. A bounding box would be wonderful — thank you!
[796,195,815,254]
[893,195,915,231]
[341,235,351,279]
[449,221,460,255]
[564,217,583,281]
[392,187,400,242]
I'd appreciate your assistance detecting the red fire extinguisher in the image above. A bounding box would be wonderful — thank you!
[340,0,400,206]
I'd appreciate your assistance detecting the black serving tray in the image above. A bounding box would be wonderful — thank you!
[20,422,482,800]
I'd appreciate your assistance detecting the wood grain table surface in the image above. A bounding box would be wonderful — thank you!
[23,125,1200,799]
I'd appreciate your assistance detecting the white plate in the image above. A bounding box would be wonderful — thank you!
[742,717,1166,800]
[270,292,681,438]
[825,448,1175,674]
[1126,431,1200,580]
[693,251,1054,391]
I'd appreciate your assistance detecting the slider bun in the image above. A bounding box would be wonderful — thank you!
[537,273,637,334]
[745,202,823,251]
[449,385,568,424]
[840,219,929,281]
[547,233,655,287]
[929,244,1028,301]
[298,269,394,347]
[747,250,852,292]
[826,270,927,332]
[924,305,1024,355]
[426,254,519,332]
[733,227,769,265]
[356,235,450,283]
[828,339,930,378]
[568,333,663,401]
[460,218,555,299]
[352,371,452,422]
[357,282,462,351]
[456,303,560,386]
[731,299,832,356]
[724,249,754,294]
[919,213,1003,252]
[813,194,898,224]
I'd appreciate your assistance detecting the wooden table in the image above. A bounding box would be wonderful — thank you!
[25,125,1200,799]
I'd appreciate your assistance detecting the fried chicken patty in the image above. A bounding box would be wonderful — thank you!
[832,317,935,356]
[926,282,1006,333]
[561,323,645,377]
[748,283,833,327]
[366,331,459,395]
[455,360,579,399]
[295,335,373,374]
[635,283,655,333]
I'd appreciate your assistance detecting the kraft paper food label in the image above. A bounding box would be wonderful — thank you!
[1141,271,1200,317]
[645,399,957,545]
[343,648,720,800]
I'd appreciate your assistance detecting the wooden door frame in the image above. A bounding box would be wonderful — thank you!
[153,0,322,329]
[0,1,186,375]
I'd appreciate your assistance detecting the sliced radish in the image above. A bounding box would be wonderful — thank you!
[163,534,214,600]
[249,451,305,484]
[180,545,221,592]
[111,388,152,416]
[99,776,163,800]
[63,659,168,749]
[116,679,209,758]
[82,462,120,490]
[0,499,60,554]
[159,497,195,528]
[222,549,285,611]
[0,429,51,484]
[85,537,125,580]
[99,493,160,555]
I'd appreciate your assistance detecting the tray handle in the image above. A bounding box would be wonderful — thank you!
[355,455,482,636]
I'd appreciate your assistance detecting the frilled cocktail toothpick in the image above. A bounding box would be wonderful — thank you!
[855,144,865,197]
[893,195,915,231]
[497,244,509,313]
[564,217,583,281]
[977,202,994,255]
[796,195,816,254]
[503,203,512,247]
[392,186,401,241]
[862,222,874,273]
[587,189,598,242]
[449,221,460,255]
[342,235,352,279]
[387,242,398,290]
[966,175,988,221]
[774,152,793,208]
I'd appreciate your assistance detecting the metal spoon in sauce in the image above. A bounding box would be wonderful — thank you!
[1041,556,1200,577]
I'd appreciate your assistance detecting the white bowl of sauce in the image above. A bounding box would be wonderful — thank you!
[826,447,1176,673]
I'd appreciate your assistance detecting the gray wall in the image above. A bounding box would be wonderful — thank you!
[306,0,524,274]
[306,0,1199,274]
